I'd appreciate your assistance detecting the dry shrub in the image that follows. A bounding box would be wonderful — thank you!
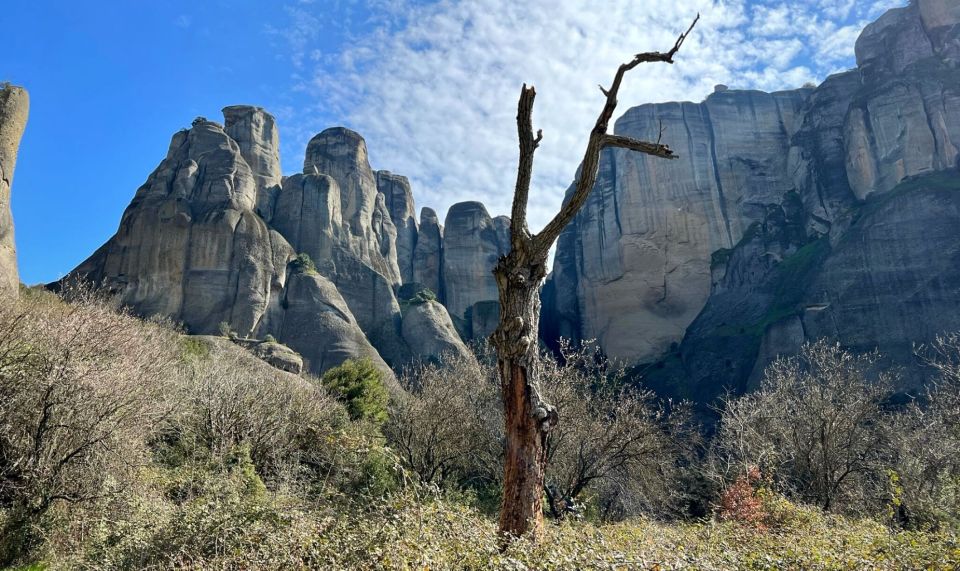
[0,287,179,563]
[159,336,349,484]
[386,342,693,521]
[711,341,892,516]
[717,466,766,529]
[386,350,502,492]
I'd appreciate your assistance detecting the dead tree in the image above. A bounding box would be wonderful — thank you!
[489,15,699,540]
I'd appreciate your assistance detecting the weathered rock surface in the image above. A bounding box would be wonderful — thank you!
[0,85,28,296]
[258,269,393,380]
[546,0,960,402]
[62,106,477,382]
[401,299,475,364]
[377,170,418,284]
[442,201,507,326]
[412,207,443,297]
[251,340,304,374]
[549,88,811,362]
[303,128,401,285]
[62,109,404,383]
[223,105,282,220]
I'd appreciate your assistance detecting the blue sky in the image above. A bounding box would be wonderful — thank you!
[4,0,902,284]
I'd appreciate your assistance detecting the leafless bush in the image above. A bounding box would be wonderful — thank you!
[710,340,893,514]
[387,341,693,521]
[0,288,179,562]
[385,351,502,489]
[884,335,960,528]
[540,341,695,520]
[159,337,348,484]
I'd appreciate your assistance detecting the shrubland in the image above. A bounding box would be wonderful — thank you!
[0,288,958,569]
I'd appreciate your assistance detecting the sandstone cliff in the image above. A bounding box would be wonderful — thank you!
[0,84,28,296]
[546,0,960,401]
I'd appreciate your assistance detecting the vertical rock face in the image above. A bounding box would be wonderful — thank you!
[412,207,443,296]
[376,170,418,284]
[0,85,28,296]
[548,0,960,402]
[442,201,507,323]
[303,127,401,285]
[222,105,282,219]
[550,88,810,362]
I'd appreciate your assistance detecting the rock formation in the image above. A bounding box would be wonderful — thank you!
[545,0,960,401]
[63,108,476,380]
[412,207,443,297]
[0,84,28,296]
[442,201,509,331]
[377,171,418,285]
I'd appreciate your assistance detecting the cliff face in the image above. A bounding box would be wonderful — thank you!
[546,0,960,400]
[549,88,811,363]
[65,108,493,379]
[0,84,28,296]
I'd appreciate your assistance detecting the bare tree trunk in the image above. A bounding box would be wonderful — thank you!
[490,15,699,541]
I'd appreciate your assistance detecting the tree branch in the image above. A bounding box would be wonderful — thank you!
[531,13,699,256]
[510,84,540,245]
[602,134,677,159]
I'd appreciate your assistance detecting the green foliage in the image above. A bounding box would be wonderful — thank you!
[263,333,277,344]
[178,336,210,361]
[409,288,437,303]
[291,252,318,275]
[322,358,389,425]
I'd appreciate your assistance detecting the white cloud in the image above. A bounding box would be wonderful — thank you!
[276,0,908,232]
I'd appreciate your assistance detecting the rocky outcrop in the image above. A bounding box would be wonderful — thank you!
[549,88,811,362]
[63,108,398,381]
[442,201,508,329]
[223,105,282,219]
[303,128,401,286]
[546,0,960,401]
[63,105,477,381]
[401,299,475,364]
[251,340,304,374]
[377,171,418,284]
[259,269,393,380]
[412,207,443,297]
[0,84,28,296]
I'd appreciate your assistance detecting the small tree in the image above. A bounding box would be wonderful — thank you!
[322,359,389,425]
[490,16,698,539]
[540,342,691,521]
[386,351,502,488]
[712,341,893,513]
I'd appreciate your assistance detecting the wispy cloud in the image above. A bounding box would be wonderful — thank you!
[275,0,906,230]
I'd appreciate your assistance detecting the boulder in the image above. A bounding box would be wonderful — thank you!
[401,299,475,364]
[252,340,304,374]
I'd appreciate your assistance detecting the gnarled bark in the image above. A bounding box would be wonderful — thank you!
[490,15,699,540]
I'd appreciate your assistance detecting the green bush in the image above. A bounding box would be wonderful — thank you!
[322,358,389,425]
[263,333,278,343]
[291,252,317,275]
